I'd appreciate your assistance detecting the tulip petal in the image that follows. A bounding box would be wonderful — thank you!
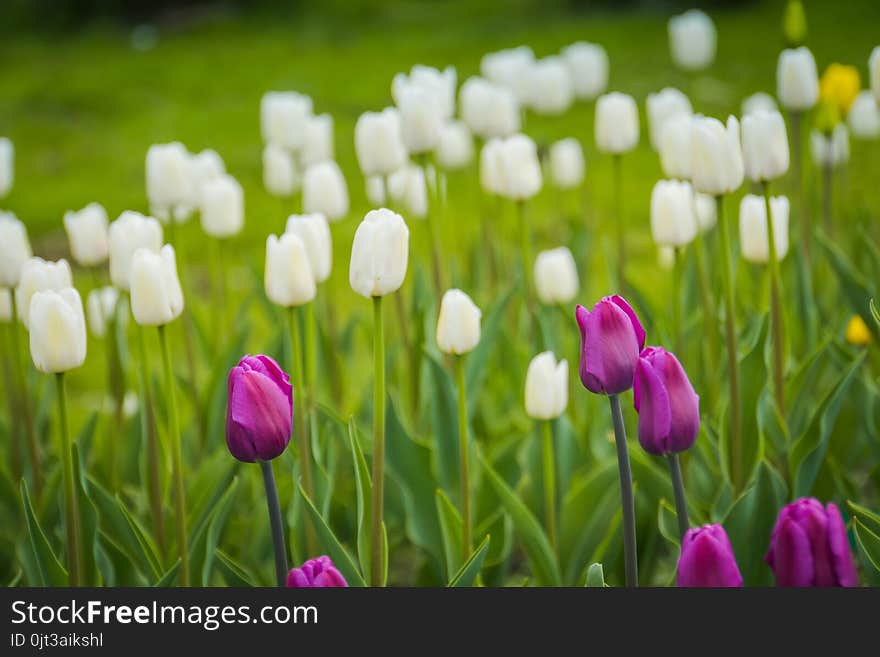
[634,357,671,455]
[825,503,859,587]
[654,350,700,452]
[608,294,645,350]
[228,370,292,461]
[677,526,743,587]
[771,517,814,586]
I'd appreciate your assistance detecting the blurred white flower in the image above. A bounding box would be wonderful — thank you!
[777,47,819,112]
[659,114,693,180]
[302,160,349,222]
[436,288,481,355]
[739,194,790,264]
[393,65,456,122]
[459,77,520,139]
[397,85,444,154]
[0,211,32,288]
[496,134,542,201]
[690,115,744,195]
[130,244,184,326]
[525,56,574,116]
[64,203,109,267]
[200,174,244,239]
[525,351,568,420]
[16,257,73,329]
[848,91,880,139]
[668,9,716,71]
[549,138,585,190]
[811,124,850,168]
[560,42,608,101]
[742,92,778,117]
[480,45,535,105]
[650,180,698,248]
[29,287,87,373]
[595,92,639,154]
[108,211,163,291]
[260,91,313,150]
[388,164,428,219]
[480,138,506,196]
[435,120,474,170]
[86,286,120,338]
[301,113,334,167]
[355,108,408,177]
[146,142,195,222]
[349,208,409,299]
[695,192,717,232]
[534,247,579,305]
[263,144,299,197]
[265,232,316,307]
[285,213,332,284]
[742,110,790,182]
[646,87,693,151]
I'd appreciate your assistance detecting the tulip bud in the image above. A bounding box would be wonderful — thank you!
[108,211,163,291]
[349,209,409,299]
[302,160,349,222]
[525,351,568,420]
[633,346,700,455]
[285,213,332,284]
[668,9,716,71]
[650,180,698,248]
[0,211,32,287]
[549,138,585,190]
[497,134,542,201]
[595,92,639,154]
[480,46,535,105]
[388,164,428,219]
[534,247,579,305]
[226,354,293,463]
[739,194,790,264]
[146,142,195,219]
[265,233,316,307]
[777,47,819,112]
[365,175,386,206]
[459,77,520,140]
[130,244,184,326]
[646,88,693,151]
[355,109,408,177]
[263,144,299,198]
[435,121,474,170]
[86,286,120,338]
[765,497,858,586]
[397,85,444,155]
[28,287,87,373]
[847,92,880,140]
[695,192,717,232]
[677,524,743,587]
[819,64,861,117]
[576,295,645,395]
[0,288,11,323]
[783,0,808,47]
[845,315,871,346]
[479,138,506,196]
[200,174,244,239]
[560,41,609,101]
[392,65,457,122]
[811,124,850,168]
[525,56,574,116]
[436,288,481,355]
[0,137,13,198]
[659,114,693,181]
[286,555,348,587]
[871,47,880,105]
[16,258,73,329]
[742,110,790,182]
[690,115,744,195]
[300,113,334,167]
[260,91,313,150]
[742,92,778,117]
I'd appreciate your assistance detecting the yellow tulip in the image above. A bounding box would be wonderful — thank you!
[819,63,860,116]
[845,315,871,346]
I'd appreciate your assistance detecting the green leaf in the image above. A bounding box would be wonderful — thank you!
[424,353,459,496]
[584,562,606,587]
[448,535,490,587]
[72,444,100,585]
[215,549,257,586]
[847,501,880,536]
[347,419,373,580]
[817,231,878,339]
[853,518,880,574]
[738,315,768,485]
[435,488,463,579]
[201,477,240,585]
[155,559,180,587]
[657,499,681,549]
[114,493,162,580]
[465,285,514,399]
[189,476,239,586]
[20,480,68,586]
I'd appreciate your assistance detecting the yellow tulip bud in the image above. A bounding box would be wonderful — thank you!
[819,64,861,117]
[845,315,871,346]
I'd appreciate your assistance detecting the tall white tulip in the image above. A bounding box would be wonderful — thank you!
[659,114,693,180]
[650,180,698,247]
[200,174,244,238]
[480,46,535,104]
[871,47,880,105]
[397,85,444,154]
[392,65,456,122]
[355,109,408,177]
[742,110,790,182]
[301,113,334,167]
[479,138,506,196]
[388,164,428,219]
[668,9,716,71]
[690,116,744,195]
[86,286,120,338]
[16,258,73,329]
[349,208,409,298]
[526,56,574,116]
[302,160,349,222]
[595,92,639,154]
[742,92,778,117]
[497,134,542,201]
[0,137,12,198]
[130,245,184,326]
[560,42,608,101]
[436,289,481,355]
[776,47,819,112]
[146,142,195,221]
[811,124,850,168]
[436,121,474,170]
[739,194,790,264]
[549,138,585,190]
[646,88,693,151]
[534,247,579,305]
[459,77,520,140]
[108,211,163,291]
[0,211,32,287]
[285,213,332,284]
[263,144,298,197]
[848,92,880,139]
[265,232,316,307]
[63,203,109,267]
[260,91,313,150]
[28,288,87,373]
[524,351,568,420]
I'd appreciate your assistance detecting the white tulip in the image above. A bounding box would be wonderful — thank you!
[200,174,244,238]
[739,194,790,264]
[811,125,850,168]
[355,108,408,177]
[690,115,744,195]
[871,46,880,105]
[108,211,163,291]
[28,287,87,373]
[392,65,456,122]
[560,42,608,101]
[302,160,349,222]
[526,56,574,116]
[86,286,120,338]
[260,91,313,150]
[436,121,474,170]
[668,9,716,71]
[265,232,316,307]
[0,211,32,287]
[130,245,184,326]
[349,208,409,298]
[63,202,109,267]
[301,113,334,167]
[650,180,698,248]
[146,142,195,219]
[777,48,819,112]
[190,149,225,192]
[534,247,579,305]
[388,164,428,219]
[646,88,693,151]
[659,114,693,180]
[742,92,778,117]
[595,92,639,154]
[549,138,585,189]
[16,258,73,329]
[695,192,717,232]
[0,288,11,322]
[459,77,520,140]
[480,138,506,196]
[436,288,481,355]
[525,351,568,420]
[742,110,790,182]
[285,213,332,284]
[263,144,299,197]
[498,134,542,201]
[0,137,12,198]
[480,46,535,104]
[365,175,386,206]
[848,91,880,140]
[397,85,444,154]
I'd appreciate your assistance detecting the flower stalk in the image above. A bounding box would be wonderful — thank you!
[260,460,289,587]
[56,372,84,586]
[609,394,638,587]
[454,354,472,564]
[762,182,786,413]
[370,296,386,586]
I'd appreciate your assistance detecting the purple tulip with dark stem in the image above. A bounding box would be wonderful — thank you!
[677,524,743,587]
[287,556,348,588]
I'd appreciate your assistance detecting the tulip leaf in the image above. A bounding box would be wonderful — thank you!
[584,562,606,587]
[347,419,372,580]
[215,548,257,587]
[785,336,832,440]
[448,535,490,587]
[72,444,101,585]
[853,518,880,575]
[847,501,880,536]
[201,476,240,585]
[465,284,515,399]
[817,231,879,340]
[154,559,181,587]
[111,491,162,581]
[20,480,68,586]
[657,499,681,549]
[757,386,789,456]
[737,315,768,486]
[425,352,460,497]
[435,488,463,578]
[188,475,238,586]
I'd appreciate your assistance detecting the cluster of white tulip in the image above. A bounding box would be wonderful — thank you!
[146,143,225,224]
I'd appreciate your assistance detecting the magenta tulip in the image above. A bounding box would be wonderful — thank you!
[633,346,700,455]
[765,498,858,587]
[677,524,743,587]
[575,295,646,395]
[286,556,348,587]
[226,354,293,462]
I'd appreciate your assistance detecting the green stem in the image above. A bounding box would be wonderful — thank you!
[260,460,289,586]
[822,160,833,236]
[454,355,471,564]
[717,194,742,491]
[613,154,625,289]
[370,296,386,586]
[667,453,689,539]
[608,394,637,587]
[762,182,786,414]
[157,324,188,586]
[10,292,41,497]
[790,111,810,262]
[136,321,165,554]
[673,246,683,355]
[517,200,533,308]
[541,420,557,551]
[693,228,716,403]
[304,300,318,444]
[418,153,444,295]
[2,322,22,479]
[56,372,83,586]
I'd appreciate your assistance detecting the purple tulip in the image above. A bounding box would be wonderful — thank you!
[286,556,348,587]
[765,498,858,587]
[575,295,646,395]
[677,524,743,587]
[633,346,700,456]
[225,354,293,462]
